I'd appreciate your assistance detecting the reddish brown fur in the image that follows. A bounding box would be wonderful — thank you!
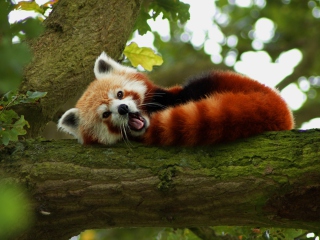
[81,128,99,145]
[165,85,183,95]
[125,90,141,104]
[64,60,293,146]
[142,72,294,146]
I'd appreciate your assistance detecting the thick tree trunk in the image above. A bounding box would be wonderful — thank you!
[19,0,142,137]
[1,130,320,240]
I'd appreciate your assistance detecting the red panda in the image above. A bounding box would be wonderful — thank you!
[58,52,294,146]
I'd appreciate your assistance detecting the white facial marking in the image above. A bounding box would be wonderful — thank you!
[97,104,109,117]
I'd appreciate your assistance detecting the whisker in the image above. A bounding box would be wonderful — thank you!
[143,95,165,100]
[143,90,166,99]
[122,121,134,149]
[139,102,166,109]
[144,92,166,97]
[120,123,133,150]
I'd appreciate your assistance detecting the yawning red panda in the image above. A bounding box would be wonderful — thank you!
[58,52,294,146]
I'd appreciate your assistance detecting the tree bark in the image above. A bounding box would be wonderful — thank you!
[19,0,142,137]
[1,129,320,240]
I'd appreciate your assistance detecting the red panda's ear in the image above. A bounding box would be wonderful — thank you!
[57,108,82,143]
[94,52,136,80]
[94,52,113,80]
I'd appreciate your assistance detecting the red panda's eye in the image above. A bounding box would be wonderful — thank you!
[102,111,111,118]
[117,91,123,99]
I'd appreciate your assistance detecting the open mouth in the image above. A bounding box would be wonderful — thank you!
[128,112,145,131]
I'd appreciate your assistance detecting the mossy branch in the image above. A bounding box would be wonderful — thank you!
[1,129,320,240]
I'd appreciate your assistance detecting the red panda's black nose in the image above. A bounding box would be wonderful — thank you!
[118,104,129,115]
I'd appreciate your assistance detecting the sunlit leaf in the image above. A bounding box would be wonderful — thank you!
[15,1,44,14]
[124,42,163,71]
[42,0,59,8]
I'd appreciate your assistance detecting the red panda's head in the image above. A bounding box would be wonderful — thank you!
[58,52,151,145]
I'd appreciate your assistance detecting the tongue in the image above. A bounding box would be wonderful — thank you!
[129,117,144,130]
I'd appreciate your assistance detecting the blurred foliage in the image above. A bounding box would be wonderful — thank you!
[0,0,45,93]
[73,227,316,240]
[134,0,190,35]
[212,226,311,240]
[140,0,320,127]
[14,0,58,16]
[0,181,33,239]
[0,90,47,145]
[0,0,48,236]
[78,228,200,240]
[0,0,49,146]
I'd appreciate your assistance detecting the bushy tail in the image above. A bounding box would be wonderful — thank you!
[142,90,294,146]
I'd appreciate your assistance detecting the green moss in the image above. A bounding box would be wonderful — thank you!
[157,166,176,192]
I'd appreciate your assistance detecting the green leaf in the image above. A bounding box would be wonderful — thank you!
[1,91,16,103]
[6,129,19,142]
[134,10,152,35]
[0,42,32,93]
[0,110,19,123]
[123,42,163,71]
[0,131,10,145]
[151,0,190,23]
[0,114,29,145]
[11,18,44,39]
[13,115,29,128]
[0,1,11,37]
[42,0,59,8]
[26,91,47,100]
[134,0,190,35]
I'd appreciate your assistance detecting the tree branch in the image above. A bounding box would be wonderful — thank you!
[1,130,320,240]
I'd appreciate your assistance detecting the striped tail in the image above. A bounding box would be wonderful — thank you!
[142,90,294,146]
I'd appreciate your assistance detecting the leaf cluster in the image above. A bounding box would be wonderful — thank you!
[14,0,58,16]
[0,0,54,145]
[0,1,45,94]
[124,0,190,71]
[0,91,47,145]
[134,0,190,35]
